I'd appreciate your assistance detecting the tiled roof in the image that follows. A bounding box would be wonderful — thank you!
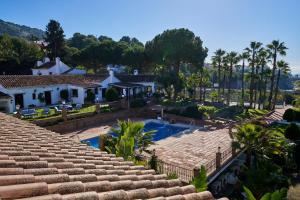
[115,75,156,83]
[0,75,105,88]
[0,113,225,200]
[0,91,11,99]
[110,82,144,88]
[33,61,56,69]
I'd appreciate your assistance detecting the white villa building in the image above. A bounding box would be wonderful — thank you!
[32,57,86,75]
[0,70,156,113]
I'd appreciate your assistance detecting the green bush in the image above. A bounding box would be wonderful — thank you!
[130,98,146,108]
[284,93,295,105]
[105,87,119,102]
[285,123,300,141]
[214,105,244,119]
[181,105,203,119]
[198,105,217,119]
[192,165,208,192]
[60,89,69,101]
[292,99,300,107]
[167,173,178,180]
[85,90,95,103]
[283,108,300,122]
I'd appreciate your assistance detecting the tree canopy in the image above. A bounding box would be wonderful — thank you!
[145,28,208,72]
[44,19,65,59]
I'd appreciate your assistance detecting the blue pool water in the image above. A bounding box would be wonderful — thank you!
[81,121,188,148]
[82,137,100,149]
[144,122,188,141]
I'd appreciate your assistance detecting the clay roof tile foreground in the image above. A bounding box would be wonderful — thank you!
[0,113,227,200]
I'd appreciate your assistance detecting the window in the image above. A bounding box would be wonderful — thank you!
[94,88,98,94]
[72,89,78,97]
[32,93,36,100]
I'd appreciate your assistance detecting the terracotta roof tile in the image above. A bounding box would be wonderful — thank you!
[0,113,226,200]
[115,74,156,82]
[0,75,104,88]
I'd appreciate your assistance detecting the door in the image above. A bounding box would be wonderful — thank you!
[102,88,106,99]
[44,91,52,105]
[14,94,24,108]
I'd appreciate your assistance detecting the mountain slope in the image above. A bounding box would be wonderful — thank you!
[0,19,44,39]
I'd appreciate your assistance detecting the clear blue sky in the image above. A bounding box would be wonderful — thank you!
[1,0,299,73]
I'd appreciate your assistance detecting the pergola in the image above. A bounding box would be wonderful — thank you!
[109,82,146,97]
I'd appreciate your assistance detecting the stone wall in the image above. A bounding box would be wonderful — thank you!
[38,107,156,134]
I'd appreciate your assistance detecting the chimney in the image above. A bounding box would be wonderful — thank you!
[44,57,50,63]
[55,57,61,66]
[133,69,138,75]
[37,61,42,67]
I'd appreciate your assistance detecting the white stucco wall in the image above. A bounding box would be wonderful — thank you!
[68,86,85,104]
[133,82,156,92]
[100,75,121,88]
[0,84,88,112]
[32,60,71,75]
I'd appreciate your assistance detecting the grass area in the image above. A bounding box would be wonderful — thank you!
[235,109,269,121]
[214,106,269,121]
[24,104,111,121]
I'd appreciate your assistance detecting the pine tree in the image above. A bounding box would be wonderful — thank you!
[44,20,65,59]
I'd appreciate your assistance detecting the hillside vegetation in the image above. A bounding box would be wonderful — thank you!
[0,19,44,39]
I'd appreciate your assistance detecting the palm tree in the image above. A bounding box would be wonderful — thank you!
[222,55,229,100]
[240,52,250,107]
[245,41,263,108]
[226,51,240,105]
[262,68,272,108]
[266,40,288,110]
[201,68,211,102]
[257,49,269,109]
[235,123,264,166]
[273,60,290,108]
[212,49,226,102]
[107,120,156,160]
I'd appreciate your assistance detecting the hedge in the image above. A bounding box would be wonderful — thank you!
[283,108,300,122]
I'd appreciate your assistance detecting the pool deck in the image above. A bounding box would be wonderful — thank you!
[148,127,232,169]
[148,107,288,170]
[67,117,145,141]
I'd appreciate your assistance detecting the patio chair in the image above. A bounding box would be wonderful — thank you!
[21,109,37,118]
[42,107,50,116]
[54,106,62,113]
[75,104,82,110]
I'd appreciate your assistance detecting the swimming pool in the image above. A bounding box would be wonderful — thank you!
[81,137,100,149]
[144,121,188,141]
[81,121,189,148]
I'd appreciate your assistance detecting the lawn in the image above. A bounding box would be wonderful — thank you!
[235,108,269,120]
[214,106,269,121]
[24,104,111,121]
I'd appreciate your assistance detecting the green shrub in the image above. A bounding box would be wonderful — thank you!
[198,105,217,119]
[285,123,300,141]
[85,90,95,103]
[214,105,244,119]
[105,88,119,102]
[191,165,207,192]
[292,98,300,107]
[130,98,146,108]
[181,105,203,119]
[283,108,300,122]
[166,108,181,115]
[284,93,295,105]
[167,173,178,180]
[60,89,69,101]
